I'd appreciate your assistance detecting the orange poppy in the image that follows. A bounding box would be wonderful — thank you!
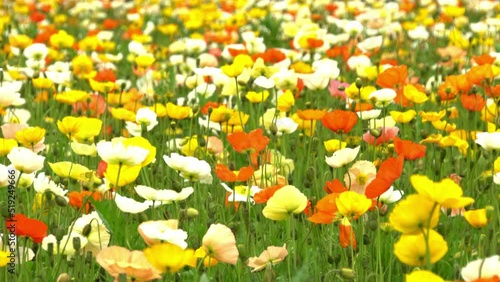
[296,109,326,121]
[446,74,472,94]
[215,164,254,182]
[393,137,426,160]
[437,82,458,101]
[6,214,48,243]
[376,65,408,89]
[467,64,493,85]
[339,218,357,249]
[486,84,500,98]
[324,178,348,194]
[460,93,486,112]
[254,184,285,204]
[352,102,374,112]
[321,110,358,134]
[307,193,342,224]
[364,155,404,199]
[68,190,103,214]
[306,38,324,49]
[472,54,496,66]
[224,191,240,210]
[226,128,270,154]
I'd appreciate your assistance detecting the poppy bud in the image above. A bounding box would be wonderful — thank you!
[237,244,247,260]
[72,237,81,251]
[82,224,92,237]
[327,255,335,264]
[363,234,371,245]
[355,78,363,89]
[367,219,378,231]
[378,204,388,216]
[47,242,54,256]
[55,195,68,207]
[270,123,278,136]
[207,107,213,116]
[306,167,316,182]
[263,265,276,282]
[85,251,93,264]
[486,205,495,221]
[369,129,381,138]
[339,268,356,280]
[54,227,66,242]
[198,136,206,147]
[56,273,71,282]
[186,208,199,218]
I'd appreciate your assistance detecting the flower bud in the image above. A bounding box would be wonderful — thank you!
[55,196,68,207]
[82,224,92,237]
[56,273,71,282]
[54,227,66,242]
[355,78,363,89]
[340,268,356,280]
[72,237,81,251]
[370,129,381,138]
[186,208,199,218]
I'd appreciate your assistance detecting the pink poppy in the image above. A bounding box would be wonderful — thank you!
[363,127,399,145]
[247,244,288,272]
[206,136,223,155]
[96,246,162,282]
[201,224,239,265]
[1,123,27,139]
[73,93,107,117]
[328,80,349,100]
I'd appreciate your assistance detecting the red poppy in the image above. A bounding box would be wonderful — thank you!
[227,128,270,154]
[460,93,486,112]
[364,156,404,199]
[321,110,358,134]
[201,101,222,115]
[307,38,324,49]
[393,138,427,160]
[376,65,408,89]
[324,179,348,194]
[215,164,254,182]
[97,160,108,178]
[253,184,285,204]
[103,19,120,30]
[228,48,248,57]
[30,11,46,23]
[339,219,357,249]
[6,214,48,243]
[68,191,103,214]
[94,69,117,82]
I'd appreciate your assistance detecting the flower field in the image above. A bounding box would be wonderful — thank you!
[1,0,500,281]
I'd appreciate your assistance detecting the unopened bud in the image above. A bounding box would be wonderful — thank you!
[486,205,495,221]
[270,123,278,136]
[55,196,68,207]
[72,237,81,251]
[54,227,66,242]
[56,273,71,282]
[82,224,92,237]
[370,129,381,138]
[306,167,316,182]
[379,204,388,216]
[186,208,199,218]
[355,78,363,89]
[340,268,356,280]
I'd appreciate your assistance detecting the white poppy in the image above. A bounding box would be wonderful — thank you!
[325,146,360,168]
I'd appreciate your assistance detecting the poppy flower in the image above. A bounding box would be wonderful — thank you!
[461,94,486,112]
[394,230,448,266]
[262,185,308,221]
[307,192,342,224]
[339,217,357,249]
[227,128,270,154]
[389,194,440,234]
[97,246,162,280]
[363,126,399,146]
[336,191,372,219]
[376,65,408,89]
[72,94,107,117]
[461,255,500,282]
[296,109,327,121]
[215,164,254,182]
[463,208,492,228]
[198,224,239,265]
[247,244,288,272]
[472,54,496,66]
[393,137,426,160]
[467,64,493,85]
[406,270,444,282]
[68,190,103,213]
[6,214,48,243]
[321,110,358,134]
[253,184,285,204]
[324,178,348,194]
[410,175,475,209]
[364,156,404,199]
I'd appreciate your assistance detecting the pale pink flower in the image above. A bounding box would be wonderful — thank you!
[1,123,27,139]
[328,80,349,100]
[202,224,239,265]
[96,246,162,282]
[206,136,223,155]
[363,127,399,145]
[247,244,288,272]
[344,160,377,194]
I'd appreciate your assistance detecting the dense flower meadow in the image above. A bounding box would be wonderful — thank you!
[0,0,499,281]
